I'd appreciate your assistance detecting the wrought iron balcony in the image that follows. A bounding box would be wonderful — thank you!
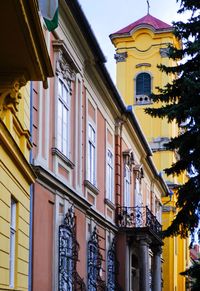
[116,206,162,237]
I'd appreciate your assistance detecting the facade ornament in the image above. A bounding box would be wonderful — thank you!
[107,237,123,291]
[59,205,86,291]
[123,149,135,168]
[53,40,76,93]
[115,117,125,135]
[133,164,144,180]
[55,51,76,92]
[87,226,106,290]
[149,137,170,152]
[159,48,170,58]
[0,76,26,117]
[114,52,128,63]
[136,63,151,68]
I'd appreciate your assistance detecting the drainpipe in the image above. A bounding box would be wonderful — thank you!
[28,81,33,291]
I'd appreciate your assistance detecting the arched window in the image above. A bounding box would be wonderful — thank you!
[135,73,152,105]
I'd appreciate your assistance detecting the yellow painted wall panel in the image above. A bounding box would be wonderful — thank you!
[0,160,30,196]
[18,217,29,237]
[0,200,10,222]
[0,217,10,238]
[0,234,9,254]
[18,205,30,224]
[16,273,28,290]
[0,186,10,206]
[17,245,29,263]
[0,251,9,269]
[0,267,9,286]
[17,259,29,276]
[17,230,29,250]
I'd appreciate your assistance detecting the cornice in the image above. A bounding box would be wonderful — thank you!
[33,165,118,232]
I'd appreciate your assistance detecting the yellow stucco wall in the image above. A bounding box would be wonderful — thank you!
[0,83,34,291]
[112,24,189,291]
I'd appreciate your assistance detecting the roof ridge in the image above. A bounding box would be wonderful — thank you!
[111,14,172,36]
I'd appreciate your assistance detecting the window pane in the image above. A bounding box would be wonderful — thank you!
[58,80,62,97]
[10,199,16,288]
[136,73,151,95]
[107,150,113,201]
[63,84,68,104]
[88,124,96,184]
[57,81,70,157]
[124,167,130,206]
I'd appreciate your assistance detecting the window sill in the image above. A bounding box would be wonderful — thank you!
[52,147,75,169]
[104,198,115,210]
[84,180,99,195]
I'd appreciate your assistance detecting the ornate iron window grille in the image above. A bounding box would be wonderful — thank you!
[87,226,106,290]
[107,238,123,291]
[59,206,86,291]
[116,206,162,237]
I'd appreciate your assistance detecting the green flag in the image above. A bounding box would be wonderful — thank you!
[39,0,58,32]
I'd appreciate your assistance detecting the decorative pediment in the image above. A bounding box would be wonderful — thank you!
[53,40,76,91]
[123,149,135,167]
[133,164,144,180]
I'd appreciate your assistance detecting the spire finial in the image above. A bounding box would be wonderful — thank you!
[147,0,150,14]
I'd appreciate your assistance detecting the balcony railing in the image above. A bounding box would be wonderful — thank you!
[116,206,162,237]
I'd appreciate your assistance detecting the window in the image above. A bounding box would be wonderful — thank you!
[88,124,96,185]
[87,227,106,290]
[124,165,131,207]
[57,79,70,157]
[107,149,114,201]
[107,242,116,291]
[10,198,16,288]
[88,240,99,290]
[135,73,151,104]
[59,228,73,290]
[59,206,86,290]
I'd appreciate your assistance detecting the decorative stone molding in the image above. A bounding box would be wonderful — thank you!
[162,205,176,213]
[84,179,99,195]
[123,149,135,168]
[0,75,27,118]
[53,40,76,93]
[136,63,151,68]
[159,48,170,58]
[133,164,144,180]
[149,137,170,152]
[135,94,152,105]
[115,117,125,135]
[114,52,128,63]
[52,147,75,169]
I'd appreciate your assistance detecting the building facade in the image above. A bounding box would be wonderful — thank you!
[0,1,53,290]
[110,13,190,291]
[31,1,168,290]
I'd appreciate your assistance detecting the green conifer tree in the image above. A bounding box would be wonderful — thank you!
[145,0,200,241]
[181,258,200,290]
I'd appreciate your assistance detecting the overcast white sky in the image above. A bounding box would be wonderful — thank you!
[78,0,189,82]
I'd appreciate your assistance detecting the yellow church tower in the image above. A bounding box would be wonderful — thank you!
[110,13,189,291]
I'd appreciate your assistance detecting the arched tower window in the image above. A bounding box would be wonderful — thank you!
[135,73,152,105]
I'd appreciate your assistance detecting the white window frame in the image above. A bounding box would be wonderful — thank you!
[135,177,142,207]
[124,165,131,207]
[9,198,16,288]
[57,78,70,157]
[106,149,114,202]
[88,123,96,185]
[134,71,153,105]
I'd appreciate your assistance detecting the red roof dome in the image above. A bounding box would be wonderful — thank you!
[111,14,172,36]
